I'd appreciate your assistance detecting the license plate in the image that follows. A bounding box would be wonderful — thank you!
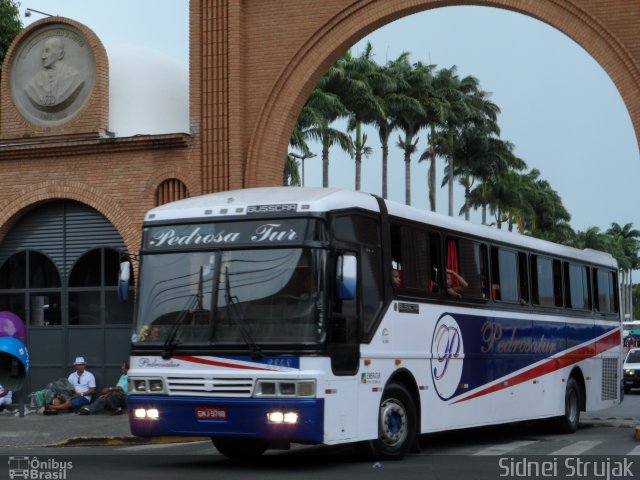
[195,407,227,420]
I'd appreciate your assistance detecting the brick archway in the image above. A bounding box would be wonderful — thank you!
[193,1,640,189]
[0,181,138,257]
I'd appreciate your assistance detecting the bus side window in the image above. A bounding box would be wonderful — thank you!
[491,246,525,304]
[531,255,556,306]
[391,223,441,295]
[446,236,486,300]
[594,268,618,314]
[565,262,591,310]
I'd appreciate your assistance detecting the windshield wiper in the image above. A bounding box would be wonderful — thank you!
[224,266,263,360]
[162,294,200,359]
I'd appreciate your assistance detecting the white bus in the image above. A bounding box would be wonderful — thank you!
[128,187,622,459]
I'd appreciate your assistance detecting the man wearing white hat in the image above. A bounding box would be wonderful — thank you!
[45,356,96,413]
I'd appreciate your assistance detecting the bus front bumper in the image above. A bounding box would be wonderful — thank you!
[128,395,324,443]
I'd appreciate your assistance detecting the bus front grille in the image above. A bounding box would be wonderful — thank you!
[166,376,254,397]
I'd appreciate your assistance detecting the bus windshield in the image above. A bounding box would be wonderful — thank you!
[132,248,327,347]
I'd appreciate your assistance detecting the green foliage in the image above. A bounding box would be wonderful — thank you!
[287,43,640,278]
[0,0,22,75]
[634,284,640,319]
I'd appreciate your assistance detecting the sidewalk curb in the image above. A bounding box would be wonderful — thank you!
[47,435,210,448]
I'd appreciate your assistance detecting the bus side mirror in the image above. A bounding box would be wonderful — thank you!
[118,260,131,303]
[336,255,357,300]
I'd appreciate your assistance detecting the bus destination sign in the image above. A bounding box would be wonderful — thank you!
[144,219,316,250]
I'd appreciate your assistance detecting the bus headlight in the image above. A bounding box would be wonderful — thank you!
[254,379,316,397]
[129,377,166,394]
[267,411,299,424]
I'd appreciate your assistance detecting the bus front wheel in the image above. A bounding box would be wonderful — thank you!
[212,438,268,460]
[554,377,581,434]
[365,383,417,460]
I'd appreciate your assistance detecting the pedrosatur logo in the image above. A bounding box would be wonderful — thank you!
[8,456,72,479]
[430,314,464,400]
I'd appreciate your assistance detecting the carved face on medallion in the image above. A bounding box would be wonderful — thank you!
[9,24,95,126]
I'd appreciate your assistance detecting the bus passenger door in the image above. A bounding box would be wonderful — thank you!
[329,253,359,375]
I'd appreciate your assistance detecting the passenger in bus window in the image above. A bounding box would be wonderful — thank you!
[391,269,403,288]
[446,268,468,298]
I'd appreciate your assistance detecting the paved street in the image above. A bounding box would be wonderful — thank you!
[2,392,640,479]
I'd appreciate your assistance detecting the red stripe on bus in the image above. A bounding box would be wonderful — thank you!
[173,356,273,371]
[452,328,620,404]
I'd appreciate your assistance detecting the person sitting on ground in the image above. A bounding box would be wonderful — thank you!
[0,383,12,410]
[446,268,468,299]
[45,356,95,414]
[80,362,129,416]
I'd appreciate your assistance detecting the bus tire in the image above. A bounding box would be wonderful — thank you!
[365,383,417,460]
[554,377,581,434]
[212,438,268,460]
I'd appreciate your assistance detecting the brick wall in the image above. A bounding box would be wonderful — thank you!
[0,1,638,250]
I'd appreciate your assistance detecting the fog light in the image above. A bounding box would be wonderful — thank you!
[283,412,299,424]
[134,408,146,418]
[267,411,284,423]
[147,408,160,419]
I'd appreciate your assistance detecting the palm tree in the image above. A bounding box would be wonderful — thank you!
[282,154,301,186]
[418,66,460,212]
[293,77,353,187]
[374,56,420,199]
[607,222,640,319]
[438,68,500,216]
[323,44,389,191]
[465,136,526,223]
[448,128,525,221]
[386,57,432,205]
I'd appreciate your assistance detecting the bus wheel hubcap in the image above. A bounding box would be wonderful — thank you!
[380,398,407,446]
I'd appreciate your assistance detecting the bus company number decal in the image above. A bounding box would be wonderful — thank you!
[431,314,464,400]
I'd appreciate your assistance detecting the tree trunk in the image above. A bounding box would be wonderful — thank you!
[428,149,436,212]
[404,148,411,206]
[354,123,362,191]
[322,143,330,188]
[448,131,454,216]
[382,143,388,199]
[464,184,470,221]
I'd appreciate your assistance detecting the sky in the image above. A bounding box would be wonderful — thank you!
[20,1,640,236]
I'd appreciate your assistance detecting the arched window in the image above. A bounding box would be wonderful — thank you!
[155,178,189,206]
[0,250,62,326]
[68,248,134,325]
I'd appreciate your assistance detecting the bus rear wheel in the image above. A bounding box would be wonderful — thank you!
[554,377,581,434]
[212,438,268,460]
[365,383,417,460]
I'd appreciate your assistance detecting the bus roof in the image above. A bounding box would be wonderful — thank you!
[145,187,617,268]
[144,187,380,221]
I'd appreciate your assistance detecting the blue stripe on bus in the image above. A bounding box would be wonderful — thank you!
[128,395,323,443]
[218,355,301,369]
[440,313,619,400]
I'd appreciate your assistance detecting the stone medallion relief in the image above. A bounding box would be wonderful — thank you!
[9,24,96,127]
